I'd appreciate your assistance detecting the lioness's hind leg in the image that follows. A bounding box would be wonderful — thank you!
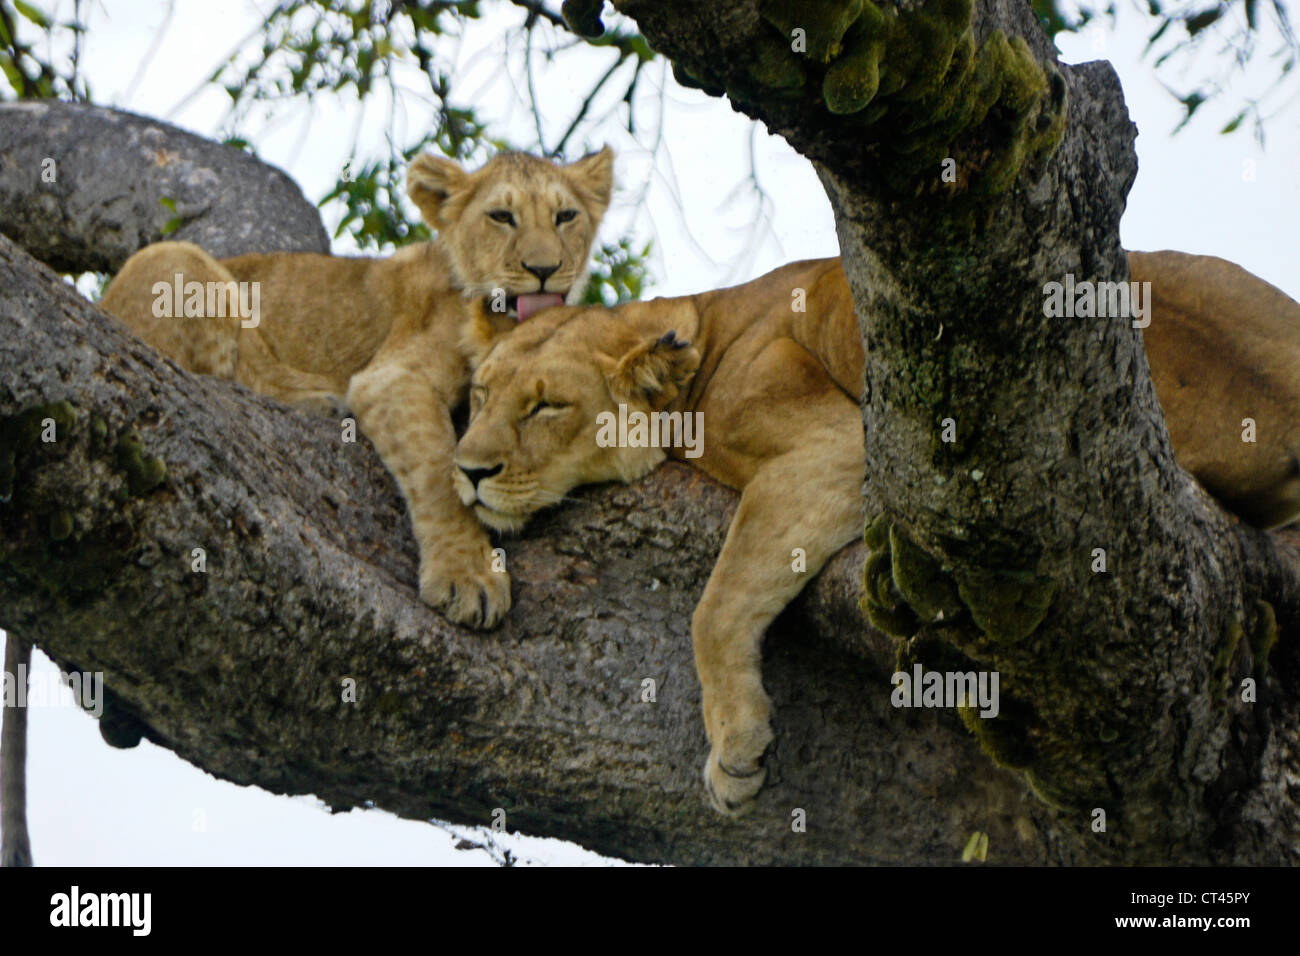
[100,241,242,378]
[693,422,863,814]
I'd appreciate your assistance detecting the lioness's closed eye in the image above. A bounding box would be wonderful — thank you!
[453,251,1300,815]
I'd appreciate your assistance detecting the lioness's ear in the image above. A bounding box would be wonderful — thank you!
[564,146,614,218]
[408,153,469,227]
[610,330,700,409]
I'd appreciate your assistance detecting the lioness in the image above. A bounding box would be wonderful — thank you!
[452,251,1300,812]
[100,148,612,628]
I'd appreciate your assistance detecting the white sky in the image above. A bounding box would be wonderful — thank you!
[3,0,1298,866]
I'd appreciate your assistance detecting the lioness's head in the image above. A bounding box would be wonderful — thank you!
[453,303,701,533]
[407,148,613,321]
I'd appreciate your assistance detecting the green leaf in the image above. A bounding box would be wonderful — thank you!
[13,0,51,29]
[1220,111,1246,134]
[1145,18,1171,52]
[1172,91,1207,132]
[160,216,183,236]
[0,52,24,92]
[158,196,177,213]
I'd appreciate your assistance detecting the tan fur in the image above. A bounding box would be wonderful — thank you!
[454,252,1300,812]
[1135,250,1300,529]
[99,149,613,628]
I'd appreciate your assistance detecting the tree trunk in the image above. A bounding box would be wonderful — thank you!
[606,0,1300,862]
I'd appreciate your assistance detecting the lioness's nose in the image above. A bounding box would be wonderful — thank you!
[522,262,559,286]
[460,463,503,488]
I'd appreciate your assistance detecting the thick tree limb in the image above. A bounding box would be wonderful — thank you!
[1,233,1076,864]
[0,101,329,274]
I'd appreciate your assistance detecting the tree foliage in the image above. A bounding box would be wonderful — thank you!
[1034,0,1298,141]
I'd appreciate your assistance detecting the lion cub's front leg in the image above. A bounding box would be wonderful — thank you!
[693,437,862,814]
[347,350,510,629]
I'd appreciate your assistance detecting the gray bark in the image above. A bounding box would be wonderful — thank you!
[0,101,329,274]
[0,632,31,866]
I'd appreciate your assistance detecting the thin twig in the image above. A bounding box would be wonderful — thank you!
[552,49,630,156]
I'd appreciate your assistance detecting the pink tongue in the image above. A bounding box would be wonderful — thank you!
[516,293,565,322]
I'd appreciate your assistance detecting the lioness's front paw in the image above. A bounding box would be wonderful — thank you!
[701,688,774,815]
[419,551,512,629]
[704,745,768,815]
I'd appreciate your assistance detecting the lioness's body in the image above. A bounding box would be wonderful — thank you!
[456,250,1300,812]
[1135,250,1300,528]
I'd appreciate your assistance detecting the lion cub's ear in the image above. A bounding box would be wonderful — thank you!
[408,153,470,227]
[609,330,700,409]
[563,146,614,218]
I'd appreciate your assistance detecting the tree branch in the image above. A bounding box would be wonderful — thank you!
[0,231,1077,865]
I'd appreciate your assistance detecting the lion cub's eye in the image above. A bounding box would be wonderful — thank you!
[488,210,516,226]
[555,209,578,225]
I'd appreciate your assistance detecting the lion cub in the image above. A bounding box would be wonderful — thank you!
[100,149,613,628]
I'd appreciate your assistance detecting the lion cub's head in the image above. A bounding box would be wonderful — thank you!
[407,148,613,321]
[453,303,700,533]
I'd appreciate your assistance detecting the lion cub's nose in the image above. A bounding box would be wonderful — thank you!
[522,262,559,286]
[460,463,503,488]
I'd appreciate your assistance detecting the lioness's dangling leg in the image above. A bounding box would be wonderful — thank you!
[692,419,862,813]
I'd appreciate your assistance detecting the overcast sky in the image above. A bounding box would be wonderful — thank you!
[4,1,1298,866]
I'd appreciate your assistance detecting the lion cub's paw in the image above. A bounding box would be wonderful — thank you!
[419,549,512,630]
[701,689,774,814]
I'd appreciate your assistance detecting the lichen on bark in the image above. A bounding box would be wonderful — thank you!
[680,0,1074,195]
